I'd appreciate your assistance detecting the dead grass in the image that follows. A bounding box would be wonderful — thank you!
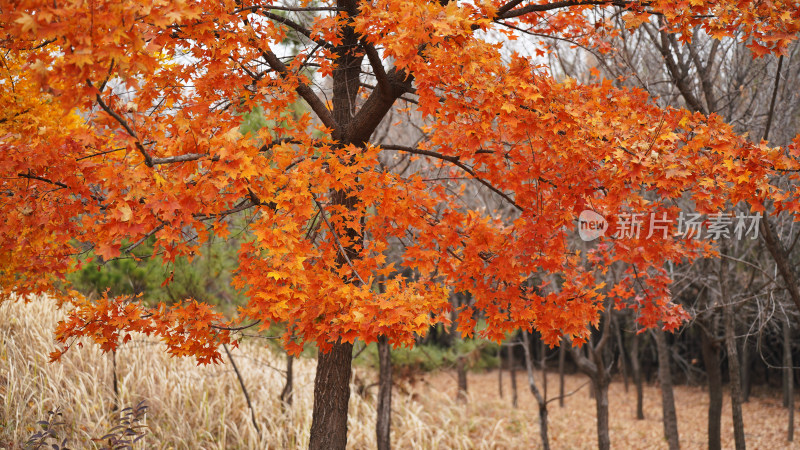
[0,296,797,449]
[418,358,800,449]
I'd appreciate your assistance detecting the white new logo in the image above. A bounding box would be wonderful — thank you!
[578,210,607,242]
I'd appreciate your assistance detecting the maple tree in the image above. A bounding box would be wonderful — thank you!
[2,0,800,448]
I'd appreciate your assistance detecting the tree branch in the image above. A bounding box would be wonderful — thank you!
[311,195,368,286]
[762,55,784,142]
[17,173,69,189]
[381,145,523,211]
[259,49,337,132]
[498,0,638,19]
[91,87,154,167]
[362,42,391,98]
[258,10,333,49]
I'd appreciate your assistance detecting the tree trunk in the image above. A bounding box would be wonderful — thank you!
[497,344,504,399]
[594,376,611,450]
[540,339,548,400]
[785,318,794,442]
[521,330,551,450]
[655,329,680,450]
[631,332,645,420]
[111,349,119,412]
[558,342,566,408]
[700,326,723,450]
[570,340,611,450]
[724,302,746,450]
[509,342,518,408]
[309,341,353,450]
[281,352,294,407]
[718,242,746,450]
[786,353,792,408]
[376,336,392,450]
[614,315,629,393]
[456,355,468,402]
[741,340,751,403]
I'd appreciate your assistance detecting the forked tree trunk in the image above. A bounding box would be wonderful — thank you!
[309,341,354,450]
[377,336,392,450]
[655,329,680,450]
[521,330,551,450]
[631,332,645,420]
[570,337,611,450]
[700,326,723,450]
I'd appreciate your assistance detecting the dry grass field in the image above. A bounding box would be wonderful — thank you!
[1,297,797,449]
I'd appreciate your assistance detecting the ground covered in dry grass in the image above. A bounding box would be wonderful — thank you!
[1,297,797,449]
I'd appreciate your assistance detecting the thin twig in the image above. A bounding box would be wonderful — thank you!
[381,145,523,211]
[311,196,367,286]
[223,344,261,438]
[762,55,784,142]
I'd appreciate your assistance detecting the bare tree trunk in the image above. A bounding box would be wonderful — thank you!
[309,341,353,450]
[614,315,629,393]
[631,332,645,420]
[593,376,610,450]
[281,352,294,407]
[456,355,468,402]
[718,241,745,450]
[508,343,518,408]
[724,302,746,450]
[522,330,551,450]
[655,329,680,450]
[111,349,119,412]
[558,343,566,408]
[570,338,611,450]
[540,339,548,400]
[700,326,723,450]
[785,318,794,442]
[497,344,503,399]
[376,336,392,450]
[786,353,792,408]
[741,340,751,403]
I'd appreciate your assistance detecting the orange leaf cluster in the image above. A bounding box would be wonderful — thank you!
[1,0,798,361]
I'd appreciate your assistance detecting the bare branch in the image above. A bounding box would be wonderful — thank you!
[17,172,69,189]
[311,195,368,286]
[499,0,638,19]
[381,145,523,211]
[91,87,155,167]
[363,42,391,98]
[259,49,338,131]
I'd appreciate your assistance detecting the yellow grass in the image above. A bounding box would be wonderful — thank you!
[1,296,798,449]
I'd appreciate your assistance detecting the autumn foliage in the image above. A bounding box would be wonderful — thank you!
[1,0,799,368]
